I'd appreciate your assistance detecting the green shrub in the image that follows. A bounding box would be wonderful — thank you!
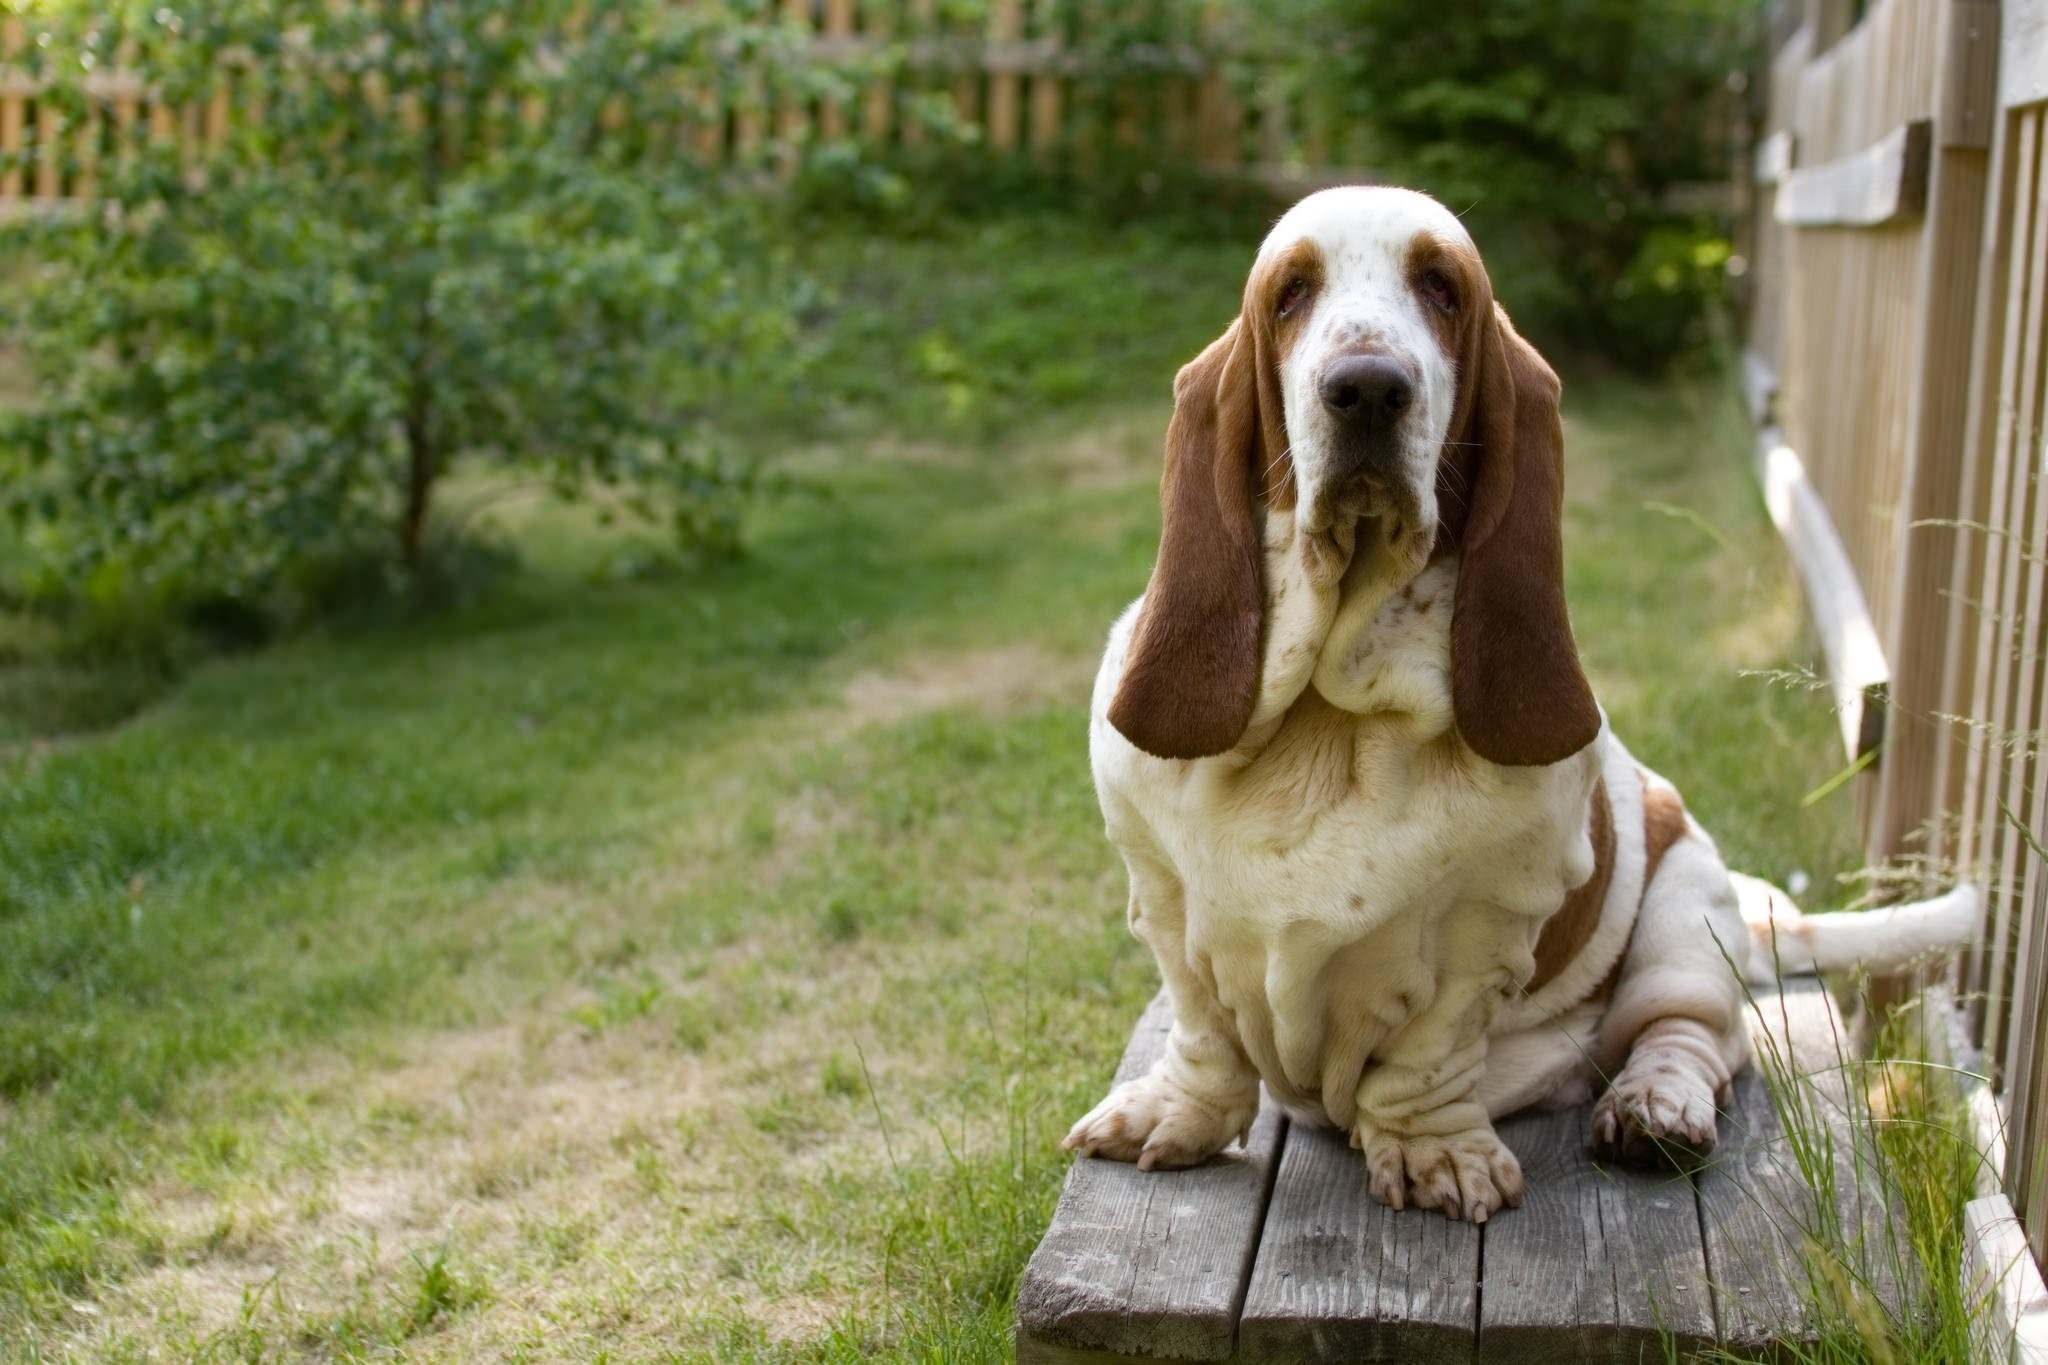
[1,0,803,608]
[1266,0,1746,365]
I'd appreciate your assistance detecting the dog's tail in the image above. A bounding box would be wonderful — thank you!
[1730,872,1982,985]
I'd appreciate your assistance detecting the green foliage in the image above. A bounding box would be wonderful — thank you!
[1267,0,1748,363]
[777,214,1256,440]
[1,0,800,609]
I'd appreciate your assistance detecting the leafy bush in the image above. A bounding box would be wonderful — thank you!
[1265,0,1746,363]
[1,0,803,607]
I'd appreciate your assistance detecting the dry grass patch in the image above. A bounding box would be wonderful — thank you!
[841,645,1093,730]
[60,829,1100,1361]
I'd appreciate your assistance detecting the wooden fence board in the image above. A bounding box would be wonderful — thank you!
[1870,5,1997,859]
[986,0,1021,151]
[2006,0,2048,111]
[1935,98,2027,887]
[1990,116,2048,1094]
[1755,434,1890,760]
[1,19,22,201]
[1027,0,1062,159]
[1776,118,1931,226]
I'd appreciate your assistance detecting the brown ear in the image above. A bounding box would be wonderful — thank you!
[1107,318,1267,760]
[1450,305,1599,767]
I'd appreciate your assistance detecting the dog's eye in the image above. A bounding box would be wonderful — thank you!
[1419,268,1458,313]
[1277,277,1310,317]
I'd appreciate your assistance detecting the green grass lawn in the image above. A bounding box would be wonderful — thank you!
[1,219,1874,1361]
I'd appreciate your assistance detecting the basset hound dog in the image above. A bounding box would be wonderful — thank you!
[1065,186,1980,1222]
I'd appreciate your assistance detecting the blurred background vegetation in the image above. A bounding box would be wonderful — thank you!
[0,0,1751,719]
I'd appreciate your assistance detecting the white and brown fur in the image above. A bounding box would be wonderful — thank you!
[1064,186,1979,1222]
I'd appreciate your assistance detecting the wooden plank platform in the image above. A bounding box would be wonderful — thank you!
[1018,979,1895,1363]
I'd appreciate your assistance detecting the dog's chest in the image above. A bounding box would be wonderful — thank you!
[1096,568,1598,1119]
[1138,567,1577,924]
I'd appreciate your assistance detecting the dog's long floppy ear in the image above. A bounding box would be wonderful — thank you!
[1449,304,1600,767]
[1107,317,1269,760]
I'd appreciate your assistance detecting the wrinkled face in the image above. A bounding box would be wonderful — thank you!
[1253,186,1479,547]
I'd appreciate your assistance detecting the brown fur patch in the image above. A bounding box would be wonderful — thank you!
[1640,776,1689,885]
[1540,770,1694,1005]
[1444,300,1599,768]
[1528,777,1615,992]
[1106,242,1320,760]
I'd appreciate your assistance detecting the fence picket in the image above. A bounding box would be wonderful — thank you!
[861,0,894,147]
[986,0,1021,151]
[2,19,23,202]
[1027,0,1061,160]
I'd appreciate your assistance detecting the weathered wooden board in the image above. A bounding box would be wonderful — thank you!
[1754,432,1891,761]
[1698,978,1906,1351]
[1695,1053,1822,1350]
[2001,0,2048,110]
[1016,994,1286,1364]
[1236,1122,1481,1363]
[1776,119,1933,226]
[1755,129,1796,186]
[1480,1104,1716,1362]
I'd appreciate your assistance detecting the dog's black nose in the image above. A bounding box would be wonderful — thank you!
[1319,355,1413,422]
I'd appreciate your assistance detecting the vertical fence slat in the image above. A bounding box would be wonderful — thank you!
[1,20,24,202]
[111,47,140,170]
[900,0,933,149]
[35,99,63,201]
[2023,874,2048,1240]
[74,91,100,200]
[1959,109,2039,1021]
[986,0,1021,152]
[1868,0,1999,859]
[1997,213,2048,1137]
[1195,4,1238,170]
[1027,0,1061,161]
[949,0,979,134]
[777,0,810,160]
[1991,122,2048,1089]
[819,0,854,140]
[861,0,894,147]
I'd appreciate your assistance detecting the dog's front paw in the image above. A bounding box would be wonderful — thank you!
[1591,1070,1720,1169]
[1352,1121,1524,1223]
[1062,1074,1252,1171]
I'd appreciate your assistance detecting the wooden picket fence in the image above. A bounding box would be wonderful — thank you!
[1742,0,2048,1275]
[0,4,1381,212]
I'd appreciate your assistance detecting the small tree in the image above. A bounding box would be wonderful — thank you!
[3,0,809,603]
